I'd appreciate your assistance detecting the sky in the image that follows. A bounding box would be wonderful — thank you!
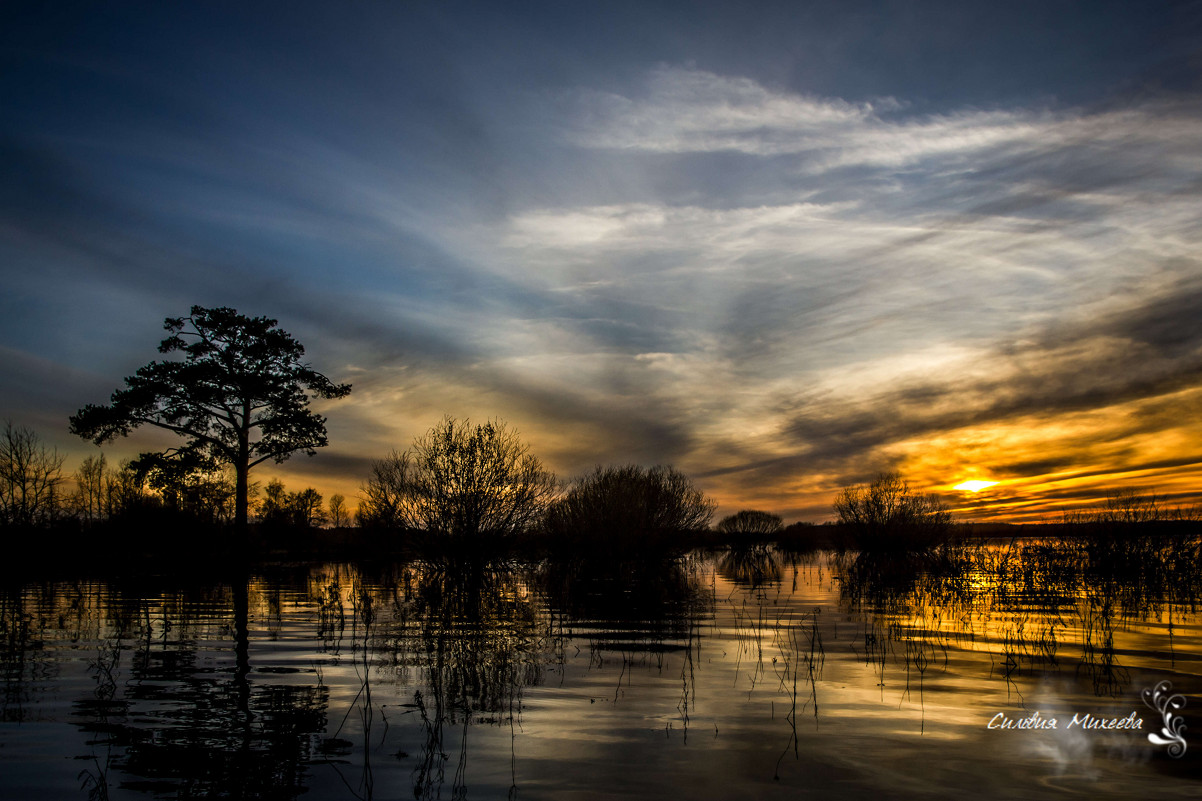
[3,0,1202,523]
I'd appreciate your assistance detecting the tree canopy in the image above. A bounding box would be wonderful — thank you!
[69,306,351,529]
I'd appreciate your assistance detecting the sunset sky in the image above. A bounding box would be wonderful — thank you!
[3,1,1201,522]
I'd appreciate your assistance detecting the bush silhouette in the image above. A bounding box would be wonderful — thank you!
[544,464,715,556]
[716,510,783,543]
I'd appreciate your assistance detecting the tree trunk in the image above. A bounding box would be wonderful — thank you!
[235,420,250,533]
[235,461,249,532]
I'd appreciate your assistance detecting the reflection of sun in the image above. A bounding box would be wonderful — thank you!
[954,480,998,492]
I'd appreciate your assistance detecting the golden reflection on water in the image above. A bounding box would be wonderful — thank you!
[1,546,1200,799]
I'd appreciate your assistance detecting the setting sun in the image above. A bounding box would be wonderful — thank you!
[954,480,999,492]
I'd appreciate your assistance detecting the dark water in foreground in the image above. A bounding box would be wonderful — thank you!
[1,546,1199,799]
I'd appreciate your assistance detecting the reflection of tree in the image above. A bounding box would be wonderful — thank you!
[105,672,327,797]
[536,554,710,734]
[538,555,710,626]
[0,586,41,722]
[717,545,782,588]
[832,538,1202,700]
[62,579,330,800]
[362,560,551,801]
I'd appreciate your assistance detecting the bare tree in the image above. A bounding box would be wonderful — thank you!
[134,452,237,525]
[0,421,66,529]
[103,459,148,519]
[328,494,348,528]
[73,452,107,525]
[358,450,411,529]
[834,472,950,554]
[359,417,557,541]
[1066,488,1187,573]
[258,478,290,526]
[1093,489,1162,525]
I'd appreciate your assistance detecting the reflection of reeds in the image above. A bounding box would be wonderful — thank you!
[833,532,1202,701]
[1079,593,1129,698]
[78,632,123,801]
[772,608,824,780]
[0,587,37,722]
[722,573,827,780]
[4,533,1200,795]
[677,624,697,742]
[412,689,449,801]
[729,596,770,695]
[362,558,552,800]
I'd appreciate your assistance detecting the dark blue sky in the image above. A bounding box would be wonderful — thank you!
[3,1,1201,519]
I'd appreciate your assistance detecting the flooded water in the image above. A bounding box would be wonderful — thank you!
[1,544,1199,799]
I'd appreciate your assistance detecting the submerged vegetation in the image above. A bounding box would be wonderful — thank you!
[5,535,1199,799]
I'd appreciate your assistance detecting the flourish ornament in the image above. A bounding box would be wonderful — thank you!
[1142,681,1187,758]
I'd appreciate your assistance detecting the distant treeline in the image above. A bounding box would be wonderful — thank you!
[3,418,1198,568]
[0,420,343,530]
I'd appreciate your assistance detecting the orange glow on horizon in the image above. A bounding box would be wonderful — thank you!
[953,480,999,492]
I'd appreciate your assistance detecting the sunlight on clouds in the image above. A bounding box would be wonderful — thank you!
[569,66,877,155]
[953,480,998,492]
[566,67,1202,182]
[891,387,1202,521]
[802,343,993,398]
[282,68,1202,521]
[505,206,668,249]
[568,66,1045,166]
[11,2,1202,533]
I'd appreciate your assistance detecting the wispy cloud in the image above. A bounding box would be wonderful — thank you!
[565,66,1202,176]
[464,67,1202,517]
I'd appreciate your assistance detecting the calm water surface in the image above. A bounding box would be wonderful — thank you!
[1,546,1199,799]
